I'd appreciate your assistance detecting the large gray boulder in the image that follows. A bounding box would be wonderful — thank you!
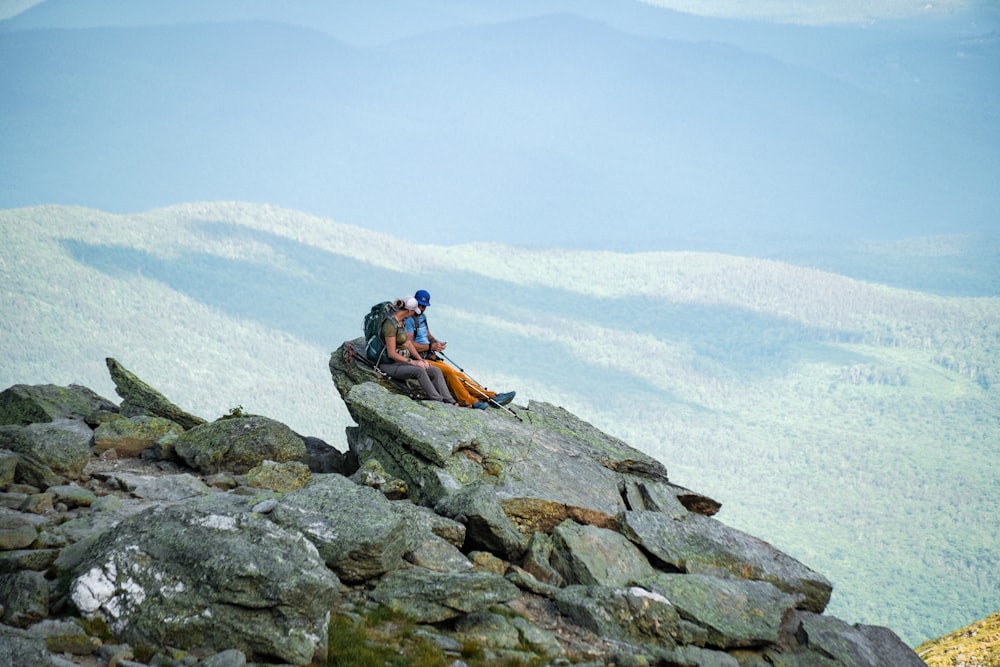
[269,473,409,582]
[554,584,680,647]
[340,379,683,537]
[773,611,929,667]
[69,493,339,666]
[369,566,520,623]
[0,570,49,628]
[640,572,801,649]
[618,509,833,613]
[549,519,656,587]
[0,508,39,550]
[173,415,306,475]
[0,383,118,427]
[0,419,93,484]
[0,623,50,667]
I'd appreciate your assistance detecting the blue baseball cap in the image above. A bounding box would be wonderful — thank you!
[414,290,431,307]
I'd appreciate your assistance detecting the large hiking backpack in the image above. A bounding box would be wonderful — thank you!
[363,301,395,363]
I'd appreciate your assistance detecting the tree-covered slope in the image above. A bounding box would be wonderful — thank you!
[1,202,997,646]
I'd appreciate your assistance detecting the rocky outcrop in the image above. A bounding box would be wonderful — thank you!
[0,350,928,666]
[105,357,205,429]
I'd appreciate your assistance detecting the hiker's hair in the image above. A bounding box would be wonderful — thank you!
[391,298,406,311]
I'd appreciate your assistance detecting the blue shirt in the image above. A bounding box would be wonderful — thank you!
[405,313,430,345]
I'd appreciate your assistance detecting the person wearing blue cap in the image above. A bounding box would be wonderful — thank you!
[405,289,516,409]
[375,296,457,405]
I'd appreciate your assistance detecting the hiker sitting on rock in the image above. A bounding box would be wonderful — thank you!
[378,297,457,405]
[405,289,515,409]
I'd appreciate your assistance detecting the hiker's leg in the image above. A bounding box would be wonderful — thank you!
[458,371,496,399]
[425,365,455,403]
[378,363,417,382]
[380,363,449,402]
[429,360,475,404]
[410,367,448,402]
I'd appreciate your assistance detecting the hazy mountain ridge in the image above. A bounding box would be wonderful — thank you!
[2,3,996,248]
[2,202,997,647]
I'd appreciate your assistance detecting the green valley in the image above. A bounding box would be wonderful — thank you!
[1,202,996,646]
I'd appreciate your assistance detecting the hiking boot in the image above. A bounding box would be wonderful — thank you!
[470,401,488,410]
[492,391,516,406]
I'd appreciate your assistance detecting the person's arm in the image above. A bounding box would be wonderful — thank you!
[423,322,446,352]
[405,338,430,368]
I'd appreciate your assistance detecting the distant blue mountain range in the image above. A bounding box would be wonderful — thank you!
[2,0,997,250]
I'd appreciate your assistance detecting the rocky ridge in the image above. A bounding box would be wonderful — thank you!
[0,351,927,666]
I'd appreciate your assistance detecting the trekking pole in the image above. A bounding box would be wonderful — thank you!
[441,352,523,421]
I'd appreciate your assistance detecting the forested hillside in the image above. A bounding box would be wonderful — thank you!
[1,203,997,646]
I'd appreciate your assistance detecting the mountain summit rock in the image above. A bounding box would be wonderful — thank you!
[0,352,926,665]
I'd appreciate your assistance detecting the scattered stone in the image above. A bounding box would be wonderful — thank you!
[0,508,38,550]
[93,414,184,458]
[0,570,49,627]
[369,567,520,623]
[46,483,98,509]
[246,459,311,492]
[27,618,101,655]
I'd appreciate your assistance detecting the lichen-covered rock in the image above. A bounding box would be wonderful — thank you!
[618,510,833,614]
[369,566,520,623]
[26,618,101,656]
[246,459,311,492]
[69,493,339,666]
[776,611,928,667]
[173,415,306,475]
[46,483,98,509]
[350,457,407,498]
[103,471,212,502]
[0,570,49,627]
[105,357,205,429]
[0,549,59,575]
[93,415,184,458]
[0,623,50,667]
[434,483,528,560]
[555,584,680,647]
[405,534,473,573]
[388,499,466,549]
[341,381,678,548]
[549,519,656,588]
[269,473,408,583]
[0,507,39,550]
[0,419,93,484]
[0,383,118,427]
[0,450,18,489]
[640,572,801,649]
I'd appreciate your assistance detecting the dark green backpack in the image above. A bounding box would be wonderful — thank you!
[362,301,395,363]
